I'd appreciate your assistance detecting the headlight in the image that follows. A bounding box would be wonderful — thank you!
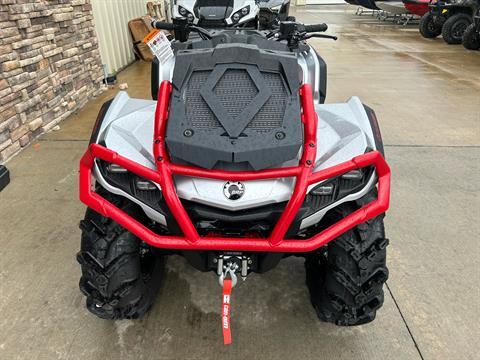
[232,6,250,23]
[98,160,163,211]
[271,4,282,12]
[300,167,374,231]
[178,5,188,16]
[135,179,158,191]
[308,167,373,207]
[107,163,127,173]
[311,182,334,196]
[178,6,194,22]
[341,169,363,180]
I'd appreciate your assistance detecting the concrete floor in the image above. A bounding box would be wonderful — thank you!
[1,5,479,360]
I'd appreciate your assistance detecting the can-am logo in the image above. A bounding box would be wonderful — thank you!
[223,181,245,200]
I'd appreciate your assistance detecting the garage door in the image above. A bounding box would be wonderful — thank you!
[91,0,156,75]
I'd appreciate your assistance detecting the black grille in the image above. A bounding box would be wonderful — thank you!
[186,69,288,134]
[304,192,335,210]
[198,19,227,28]
[249,72,286,133]
[186,71,221,129]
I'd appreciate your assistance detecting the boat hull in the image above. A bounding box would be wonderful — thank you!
[403,0,430,16]
[357,0,380,10]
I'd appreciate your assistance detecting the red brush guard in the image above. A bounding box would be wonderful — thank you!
[79,81,390,253]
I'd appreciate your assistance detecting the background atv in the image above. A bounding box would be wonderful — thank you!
[172,0,291,28]
[441,0,478,44]
[420,0,451,39]
[462,5,480,48]
[258,0,293,29]
[419,0,475,42]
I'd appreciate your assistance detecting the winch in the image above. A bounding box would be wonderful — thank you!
[216,253,252,285]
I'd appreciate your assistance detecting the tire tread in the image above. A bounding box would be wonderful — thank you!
[305,191,389,326]
[77,188,164,320]
[442,13,472,44]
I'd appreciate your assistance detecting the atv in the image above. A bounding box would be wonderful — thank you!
[77,17,391,341]
[440,0,478,43]
[172,0,291,28]
[420,0,477,44]
[420,0,451,38]
[462,5,480,48]
[258,0,293,29]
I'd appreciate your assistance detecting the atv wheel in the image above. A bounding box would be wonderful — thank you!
[442,13,472,44]
[419,13,443,38]
[462,23,480,50]
[305,191,389,326]
[77,187,165,320]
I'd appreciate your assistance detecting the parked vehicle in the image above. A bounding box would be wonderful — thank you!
[258,0,293,28]
[462,3,480,48]
[419,1,451,39]
[420,0,476,44]
[172,0,290,28]
[172,0,258,27]
[403,0,430,16]
[77,15,391,336]
[441,0,477,43]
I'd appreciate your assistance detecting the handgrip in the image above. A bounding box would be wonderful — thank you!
[303,23,328,33]
[152,20,177,30]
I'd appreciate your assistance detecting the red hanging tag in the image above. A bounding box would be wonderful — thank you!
[222,278,233,345]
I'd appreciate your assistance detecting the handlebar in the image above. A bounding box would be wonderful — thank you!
[303,23,328,33]
[272,21,333,45]
[151,19,213,40]
[152,18,332,45]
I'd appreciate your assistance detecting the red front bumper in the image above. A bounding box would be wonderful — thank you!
[79,82,390,253]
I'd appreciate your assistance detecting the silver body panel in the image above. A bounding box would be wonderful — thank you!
[298,49,322,104]
[94,91,378,228]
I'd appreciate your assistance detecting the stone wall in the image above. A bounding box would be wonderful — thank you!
[0,0,104,163]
